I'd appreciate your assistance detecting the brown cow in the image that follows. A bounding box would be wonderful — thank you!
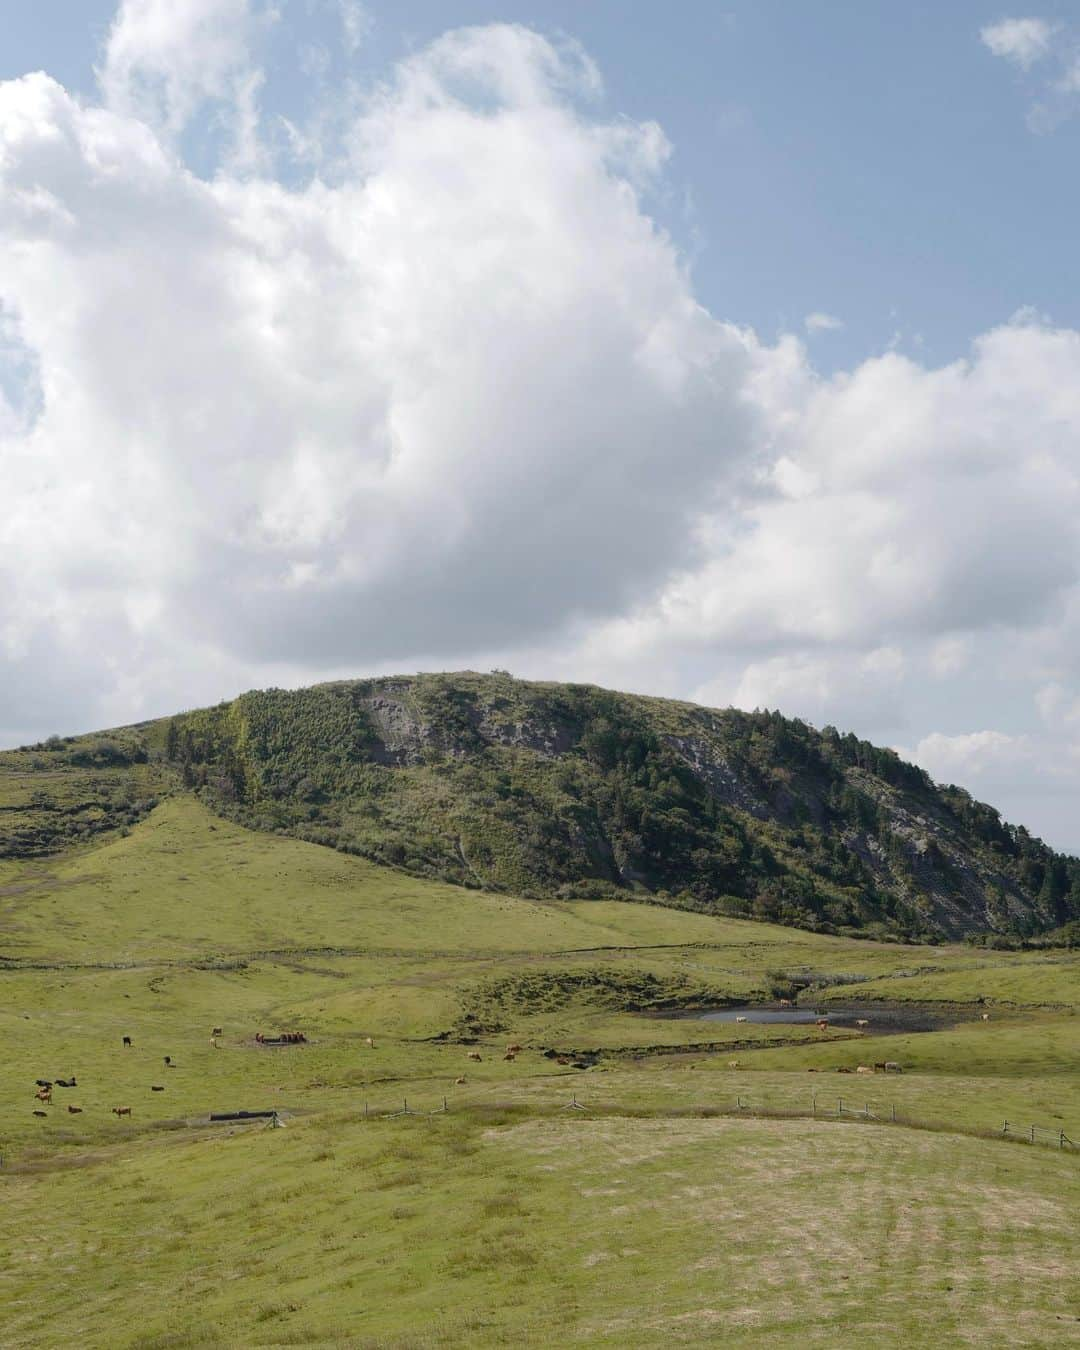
[112,1106,132,1117]
[454,1076,467,1085]
[67,1105,83,1114]
[778,999,793,1008]
[503,1052,516,1062]
[728,1060,740,1069]
[506,1043,523,1055]
[815,1019,830,1030]
[34,1087,51,1103]
[556,1056,571,1066]
[467,1051,482,1062]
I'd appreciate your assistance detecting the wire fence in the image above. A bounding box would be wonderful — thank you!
[346,1091,1077,1154]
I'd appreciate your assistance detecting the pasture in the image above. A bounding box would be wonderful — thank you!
[2,798,1078,1346]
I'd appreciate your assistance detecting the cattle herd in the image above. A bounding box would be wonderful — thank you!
[26,1027,307,1122]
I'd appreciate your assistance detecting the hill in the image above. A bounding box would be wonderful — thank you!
[1,795,1078,1347]
[3,671,1079,941]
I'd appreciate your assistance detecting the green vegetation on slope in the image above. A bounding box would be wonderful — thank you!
[2,797,1078,1347]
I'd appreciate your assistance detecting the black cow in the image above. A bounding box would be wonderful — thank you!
[55,1077,77,1088]
[122,1036,132,1047]
[35,1079,53,1088]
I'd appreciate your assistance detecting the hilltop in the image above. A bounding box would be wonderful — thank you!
[3,671,1078,942]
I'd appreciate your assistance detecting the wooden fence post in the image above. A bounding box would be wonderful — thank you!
[837,1098,843,1116]
[1030,1124,1036,1144]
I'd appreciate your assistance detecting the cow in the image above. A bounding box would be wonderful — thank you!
[112,1106,132,1117]
[35,1080,52,1089]
[151,1085,165,1092]
[982,1013,990,1021]
[211,1027,223,1037]
[454,1076,467,1085]
[856,1065,874,1074]
[815,1019,830,1031]
[467,1052,482,1062]
[122,1037,132,1047]
[778,999,793,1008]
[506,1043,523,1055]
[728,1060,740,1070]
[874,1062,887,1072]
[855,1019,870,1028]
[67,1105,83,1114]
[884,1061,902,1074]
[33,1110,48,1118]
[34,1087,52,1103]
[735,1015,748,1023]
[556,1056,571,1066]
[209,1037,218,1048]
[836,1067,853,1074]
[503,1052,516,1062]
[164,1056,174,1067]
[55,1077,77,1088]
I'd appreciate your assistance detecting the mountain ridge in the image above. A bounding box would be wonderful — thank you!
[3,670,1078,943]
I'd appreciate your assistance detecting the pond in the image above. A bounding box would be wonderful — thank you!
[658,1002,975,1035]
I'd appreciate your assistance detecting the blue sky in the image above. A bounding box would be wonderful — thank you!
[4,1,1080,850]
[7,1,1080,374]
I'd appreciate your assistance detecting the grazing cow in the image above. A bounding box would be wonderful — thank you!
[35,1080,52,1089]
[556,1056,571,1066]
[503,1052,516,1062]
[815,1019,830,1031]
[467,1052,482,1062]
[728,1060,740,1070]
[151,1085,165,1092]
[55,1077,77,1088]
[884,1061,902,1074]
[855,1019,869,1028]
[211,1027,223,1037]
[35,1087,52,1103]
[836,1067,853,1074]
[806,1068,819,1073]
[122,1037,132,1047]
[33,1110,48,1118]
[112,1106,132,1117]
[454,1076,467,1085]
[67,1105,83,1114]
[856,1065,874,1074]
[506,1043,523,1055]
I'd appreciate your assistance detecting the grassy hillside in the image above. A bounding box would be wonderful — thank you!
[6,672,1080,941]
[1,797,1078,1346]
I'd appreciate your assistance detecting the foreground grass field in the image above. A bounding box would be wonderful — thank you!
[2,799,1078,1346]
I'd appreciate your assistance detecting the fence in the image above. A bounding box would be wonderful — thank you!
[332,1093,1077,1155]
[1001,1119,1074,1150]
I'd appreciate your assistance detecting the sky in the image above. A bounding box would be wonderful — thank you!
[3,3,1080,851]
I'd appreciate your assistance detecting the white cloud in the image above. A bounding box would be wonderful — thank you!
[804,311,843,333]
[98,0,274,167]
[0,23,772,737]
[5,7,1080,854]
[980,17,1056,69]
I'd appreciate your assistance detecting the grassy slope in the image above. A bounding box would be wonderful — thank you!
[1,798,1078,1347]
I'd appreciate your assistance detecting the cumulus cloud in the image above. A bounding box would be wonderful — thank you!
[0,19,774,737]
[5,5,1080,852]
[980,17,1056,69]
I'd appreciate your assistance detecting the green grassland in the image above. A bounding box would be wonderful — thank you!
[2,798,1078,1347]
